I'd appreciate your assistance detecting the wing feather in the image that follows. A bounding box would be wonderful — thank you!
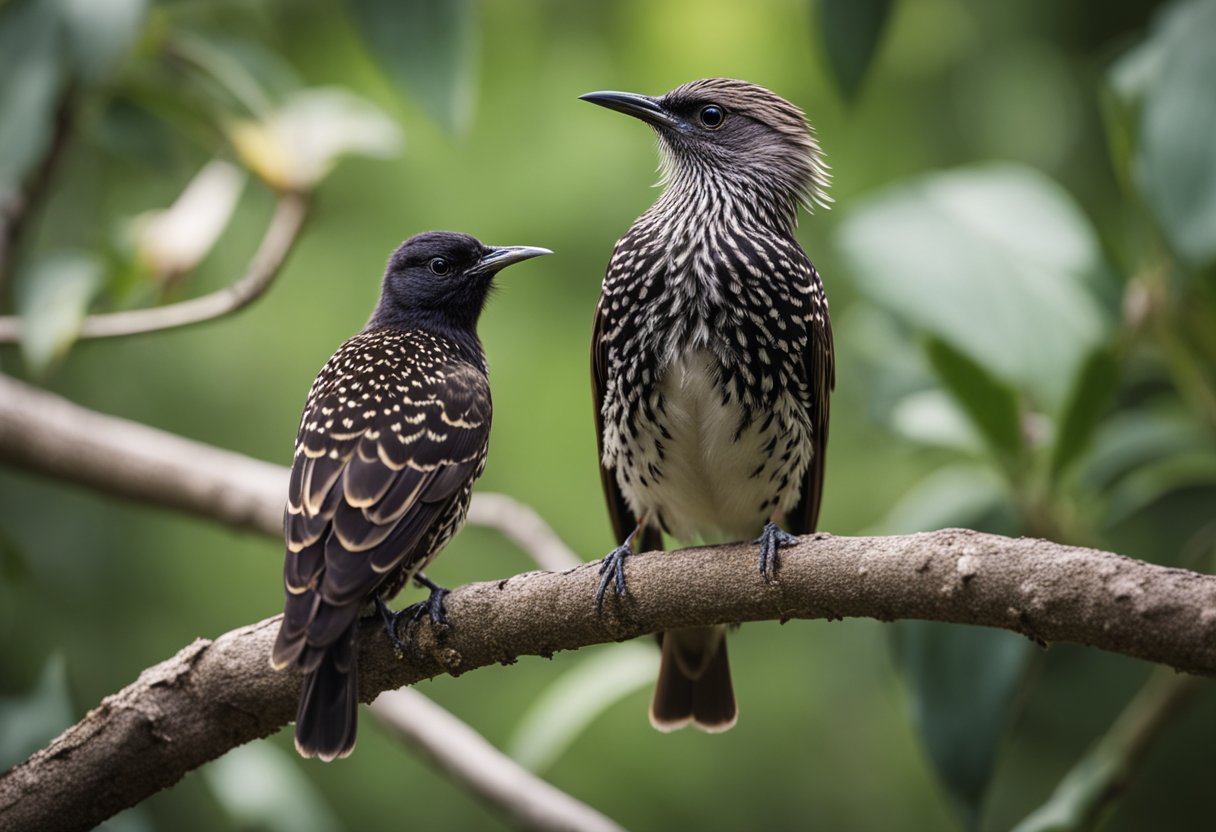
[278,329,491,666]
[788,261,834,535]
[592,242,664,553]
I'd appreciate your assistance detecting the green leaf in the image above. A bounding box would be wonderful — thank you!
[1049,347,1120,484]
[1082,404,1209,491]
[880,464,1027,830]
[1012,669,1195,832]
[16,252,105,377]
[507,642,657,773]
[837,163,1112,411]
[0,0,67,194]
[0,655,74,770]
[891,623,1035,831]
[58,0,148,83]
[1134,0,1216,268]
[202,742,342,832]
[875,463,1008,536]
[925,336,1023,470]
[348,0,478,135]
[815,0,893,101]
[1103,451,1216,528]
[889,389,983,454]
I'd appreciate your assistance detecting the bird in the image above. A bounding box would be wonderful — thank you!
[270,231,551,761]
[582,78,835,732]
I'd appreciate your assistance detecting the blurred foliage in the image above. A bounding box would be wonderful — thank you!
[815,0,893,101]
[1,0,1215,830]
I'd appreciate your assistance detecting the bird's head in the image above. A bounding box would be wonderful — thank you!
[581,78,830,223]
[368,231,551,333]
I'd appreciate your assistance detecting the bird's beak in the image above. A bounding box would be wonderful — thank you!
[471,245,553,276]
[579,90,678,129]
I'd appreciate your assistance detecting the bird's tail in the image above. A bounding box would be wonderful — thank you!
[293,624,359,762]
[649,625,737,733]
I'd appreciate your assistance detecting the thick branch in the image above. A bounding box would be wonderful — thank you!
[0,193,308,343]
[2,529,1215,831]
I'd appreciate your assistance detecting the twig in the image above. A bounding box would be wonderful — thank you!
[1,529,1214,831]
[0,83,77,305]
[370,689,623,832]
[0,373,615,829]
[0,374,579,571]
[466,492,582,571]
[0,372,287,537]
[1012,668,1201,831]
[0,192,308,343]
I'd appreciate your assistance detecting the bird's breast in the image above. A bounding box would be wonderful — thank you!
[619,350,808,544]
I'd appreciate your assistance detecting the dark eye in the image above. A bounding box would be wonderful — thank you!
[698,104,725,129]
[428,257,450,276]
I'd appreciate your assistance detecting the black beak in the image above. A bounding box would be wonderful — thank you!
[579,90,678,129]
[471,245,552,276]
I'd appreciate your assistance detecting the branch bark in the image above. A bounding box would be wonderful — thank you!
[0,372,287,537]
[0,372,580,570]
[1,529,1214,831]
[4,359,1216,831]
[0,192,308,343]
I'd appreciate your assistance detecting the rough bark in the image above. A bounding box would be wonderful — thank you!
[2,528,1215,831]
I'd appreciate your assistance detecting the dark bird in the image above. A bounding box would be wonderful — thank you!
[582,79,835,732]
[271,231,550,761]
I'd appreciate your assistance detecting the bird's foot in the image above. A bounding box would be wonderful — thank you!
[409,572,452,628]
[403,583,451,629]
[375,596,409,659]
[375,581,451,661]
[757,522,799,583]
[595,543,633,612]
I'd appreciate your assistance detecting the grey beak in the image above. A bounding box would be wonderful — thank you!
[472,245,553,276]
[580,90,678,129]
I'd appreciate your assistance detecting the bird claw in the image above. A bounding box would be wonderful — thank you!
[404,586,450,628]
[375,596,409,659]
[376,582,451,661]
[595,543,632,612]
[757,522,798,582]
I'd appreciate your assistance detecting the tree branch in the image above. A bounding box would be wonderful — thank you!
[370,690,623,832]
[0,373,577,573]
[0,371,614,826]
[1,529,1214,831]
[0,372,287,537]
[0,83,77,304]
[0,192,308,343]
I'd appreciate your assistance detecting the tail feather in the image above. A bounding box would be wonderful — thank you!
[293,625,359,761]
[649,626,737,733]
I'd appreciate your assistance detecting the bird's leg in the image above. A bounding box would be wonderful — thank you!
[596,519,645,612]
[404,572,451,628]
[375,596,408,658]
[375,575,451,661]
[756,521,799,582]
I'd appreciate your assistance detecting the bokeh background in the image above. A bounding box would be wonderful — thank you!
[2,0,1215,830]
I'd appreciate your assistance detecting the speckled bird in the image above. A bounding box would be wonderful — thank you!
[271,231,550,761]
[583,78,835,732]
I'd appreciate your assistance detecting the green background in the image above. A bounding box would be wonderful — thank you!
[2,0,1215,830]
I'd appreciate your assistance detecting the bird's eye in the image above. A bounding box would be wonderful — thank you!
[428,257,450,276]
[698,105,725,129]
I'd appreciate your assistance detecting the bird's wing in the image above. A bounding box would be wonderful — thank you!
[274,331,490,668]
[591,240,663,552]
[788,259,834,535]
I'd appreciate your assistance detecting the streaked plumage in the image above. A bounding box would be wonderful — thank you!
[584,78,835,732]
[271,231,550,761]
